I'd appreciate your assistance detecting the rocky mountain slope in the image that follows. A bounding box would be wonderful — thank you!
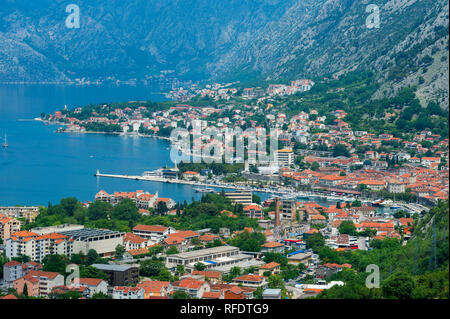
[0,0,448,107]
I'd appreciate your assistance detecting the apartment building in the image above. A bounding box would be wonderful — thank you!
[223,190,252,205]
[276,149,294,168]
[3,261,23,286]
[281,199,298,221]
[0,206,40,222]
[6,231,73,263]
[14,270,64,297]
[0,214,21,240]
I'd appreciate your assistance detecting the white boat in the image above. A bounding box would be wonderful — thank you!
[3,134,7,148]
[380,200,394,207]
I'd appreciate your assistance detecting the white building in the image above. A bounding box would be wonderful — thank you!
[113,286,145,299]
[276,149,294,167]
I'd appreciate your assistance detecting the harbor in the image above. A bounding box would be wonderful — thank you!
[94,170,427,214]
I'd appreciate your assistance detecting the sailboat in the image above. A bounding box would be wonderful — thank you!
[3,134,8,148]
[3,134,7,148]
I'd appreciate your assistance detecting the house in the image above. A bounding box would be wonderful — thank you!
[258,262,281,276]
[163,236,188,253]
[183,171,200,180]
[50,285,90,299]
[155,198,176,210]
[358,180,386,191]
[233,275,267,288]
[243,205,263,219]
[202,291,224,299]
[123,232,149,251]
[132,224,174,243]
[14,270,64,297]
[261,241,285,253]
[77,278,108,297]
[191,270,222,284]
[136,280,171,299]
[113,286,145,299]
[171,278,210,299]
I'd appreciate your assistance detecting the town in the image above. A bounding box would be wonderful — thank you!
[2,74,447,300]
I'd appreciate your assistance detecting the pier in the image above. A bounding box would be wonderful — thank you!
[95,170,367,201]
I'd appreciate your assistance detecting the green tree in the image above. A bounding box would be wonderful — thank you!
[86,249,100,265]
[114,245,125,260]
[111,199,140,221]
[88,201,112,220]
[166,246,179,255]
[382,272,415,299]
[171,291,191,299]
[194,262,206,271]
[91,292,112,299]
[23,283,28,297]
[333,144,351,157]
[339,221,356,235]
[305,233,325,253]
[42,254,67,274]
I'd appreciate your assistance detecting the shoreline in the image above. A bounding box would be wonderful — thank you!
[35,118,171,140]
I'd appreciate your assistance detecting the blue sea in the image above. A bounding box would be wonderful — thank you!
[0,84,205,206]
[0,84,340,208]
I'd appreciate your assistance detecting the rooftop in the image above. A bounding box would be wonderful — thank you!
[58,228,123,240]
[91,264,138,272]
[169,245,239,259]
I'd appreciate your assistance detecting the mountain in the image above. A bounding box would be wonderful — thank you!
[0,0,448,107]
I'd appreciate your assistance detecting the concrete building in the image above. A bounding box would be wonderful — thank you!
[58,228,124,257]
[276,149,294,167]
[387,179,406,194]
[223,190,253,205]
[91,264,139,287]
[166,246,263,273]
[281,199,298,221]
[31,224,84,235]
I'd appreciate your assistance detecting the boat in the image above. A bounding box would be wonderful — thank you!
[194,187,215,193]
[380,200,394,207]
[3,134,7,148]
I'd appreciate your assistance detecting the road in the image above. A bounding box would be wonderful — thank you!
[286,285,306,299]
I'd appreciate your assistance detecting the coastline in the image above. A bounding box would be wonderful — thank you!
[35,118,171,140]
